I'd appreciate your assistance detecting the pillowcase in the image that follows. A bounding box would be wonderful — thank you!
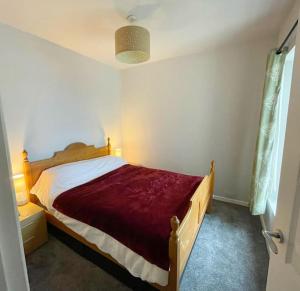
[31,155,127,210]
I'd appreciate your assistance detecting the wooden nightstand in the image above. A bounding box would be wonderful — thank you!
[18,202,48,255]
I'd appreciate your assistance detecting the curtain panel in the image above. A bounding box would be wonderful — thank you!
[250,49,287,215]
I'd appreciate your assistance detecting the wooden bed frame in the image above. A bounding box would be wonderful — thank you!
[22,138,215,291]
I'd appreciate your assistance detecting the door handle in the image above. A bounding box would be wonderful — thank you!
[262,229,284,254]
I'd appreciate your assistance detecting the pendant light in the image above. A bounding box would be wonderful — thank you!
[115,15,150,64]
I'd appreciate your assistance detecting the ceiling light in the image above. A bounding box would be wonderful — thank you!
[115,15,150,64]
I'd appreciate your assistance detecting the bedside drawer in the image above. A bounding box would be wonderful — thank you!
[21,213,47,255]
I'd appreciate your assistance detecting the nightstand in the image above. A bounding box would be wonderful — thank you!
[18,202,48,255]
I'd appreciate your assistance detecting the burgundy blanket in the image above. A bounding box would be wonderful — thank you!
[53,164,203,270]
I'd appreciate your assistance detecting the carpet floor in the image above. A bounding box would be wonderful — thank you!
[26,201,269,291]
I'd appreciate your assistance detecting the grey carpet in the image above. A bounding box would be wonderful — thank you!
[26,201,269,291]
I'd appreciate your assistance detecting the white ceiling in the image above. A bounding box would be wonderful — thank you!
[0,0,295,69]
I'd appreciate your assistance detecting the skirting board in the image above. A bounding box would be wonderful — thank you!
[213,195,249,207]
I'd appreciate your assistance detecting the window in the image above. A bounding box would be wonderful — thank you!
[269,46,295,214]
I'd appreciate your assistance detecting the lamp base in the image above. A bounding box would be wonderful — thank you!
[16,191,28,206]
[17,199,28,206]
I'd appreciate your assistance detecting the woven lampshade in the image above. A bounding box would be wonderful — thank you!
[115,25,150,64]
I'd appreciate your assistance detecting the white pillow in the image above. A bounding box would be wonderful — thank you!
[31,155,127,210]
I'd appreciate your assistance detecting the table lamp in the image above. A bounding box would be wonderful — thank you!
[113,148,122,158]
[13,173,28,206]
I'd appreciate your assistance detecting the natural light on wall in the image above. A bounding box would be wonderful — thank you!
[13,173,28,206]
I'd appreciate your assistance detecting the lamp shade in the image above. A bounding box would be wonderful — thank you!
[13,173,28,206]
[115,25,150,64]
[113,148,122,158]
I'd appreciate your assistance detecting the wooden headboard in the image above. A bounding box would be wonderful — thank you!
[23,138,111,199]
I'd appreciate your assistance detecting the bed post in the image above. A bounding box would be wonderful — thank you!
[206,160,215,213]
[107,137,111,155]
[168,216,180,291]
[22,150,32,201]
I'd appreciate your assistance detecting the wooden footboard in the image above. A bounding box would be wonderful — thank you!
[166,161,215,291]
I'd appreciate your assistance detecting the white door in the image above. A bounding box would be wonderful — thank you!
[266,25,300,291]
[0,99,29,290]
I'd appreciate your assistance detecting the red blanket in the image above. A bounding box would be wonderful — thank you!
[53,164,203,270]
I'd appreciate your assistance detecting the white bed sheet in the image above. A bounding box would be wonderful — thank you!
[31,155,168,286]
[51,209,169,286]
[31,155,127,210]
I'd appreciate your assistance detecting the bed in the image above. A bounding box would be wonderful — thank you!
[23,138,215,291]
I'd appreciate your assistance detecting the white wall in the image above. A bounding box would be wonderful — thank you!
[0,23,122,174]
[0,21,280,204]
[121,37,276,203]
[278,0,300,48]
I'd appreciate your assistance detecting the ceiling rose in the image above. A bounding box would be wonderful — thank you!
[115,15,150,64]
